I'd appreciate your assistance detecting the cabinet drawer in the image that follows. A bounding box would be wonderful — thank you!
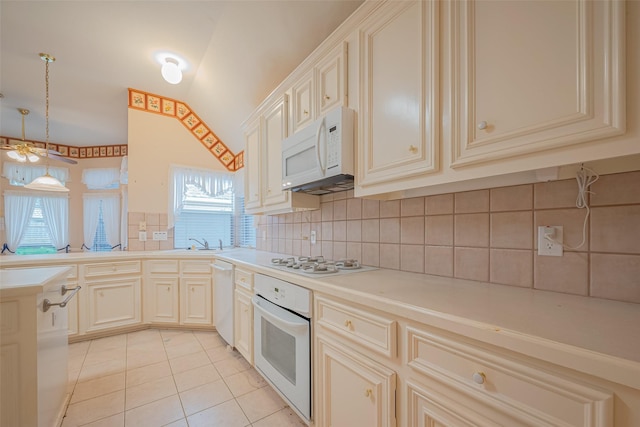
[234,268,253,290]
[83,261,141,278]
[146,260,179,275]
[180,260,211,275]
[406,326,613,426]
[316,295,397,358]
[3,264,77,279]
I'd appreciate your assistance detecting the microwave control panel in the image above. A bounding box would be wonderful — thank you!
[327,125,340,169]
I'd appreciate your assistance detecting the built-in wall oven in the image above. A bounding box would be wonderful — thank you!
[252,274,311,423]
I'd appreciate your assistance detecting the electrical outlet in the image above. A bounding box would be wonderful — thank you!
[310,230,317,245]
[537,226,563,256]
[152,231,167,241]
[138,231,147,242]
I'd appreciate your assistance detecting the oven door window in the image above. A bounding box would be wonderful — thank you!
[261,318,296,384]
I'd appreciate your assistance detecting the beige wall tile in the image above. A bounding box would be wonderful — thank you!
[346,242,362,261]
[454,213,489,248]
[362,219,380,243]
[293,223,301,240]
[159,214,168,227]
[320,194,334,203]
[333,221,346,242]
[128,238,145,251]
[380,218,400,244]
[454,247,489,282]
[590,253,640,303]
[534,179,577,209]
[321,221,332,241]
[145,241,160,251]
[425,246,453,277]
[490,185,533,212]
[380,200,400,218]
[425,215,453,246]
[129,212,145,223]
[285,240,293,255]
[590,171,640,206]
[301,240,311,257]
[401,245,424,273]
[333,242,347,260]
[159,239,174,250]
[362,199,380,219]
[293,212,302,223]
[333,199,347,220]
[347,198,362,219]
[489,249,532,287]
[311,208,322,222]
[401,197,425,217]
[490,212,533,249]
[321,202,333,221]
[590,206,640,254]
[455,190,489,213]
[425,194,454,215]
[534,252,588,296]
[146,213,160,226]
[333,191,347,200]
[321,242,333,259]
[534,209,589,251]
[285,223,293,239]
[380,244,400,270]
[346,220,362,242]
[292,240,302,255]
[362,243,380,267]
[401,217,425,244]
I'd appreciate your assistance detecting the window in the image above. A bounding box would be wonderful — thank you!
[236,196,256,248]
[16,198,56,255]
[91,202,113,252]
[83,193,120,251]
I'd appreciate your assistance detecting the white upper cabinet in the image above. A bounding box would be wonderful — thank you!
[290,71,314,134]
[262,94,290,207]
[447,0,625,168]
[357,1,439,190]
[317,42,348,116]
[244,118,262,211]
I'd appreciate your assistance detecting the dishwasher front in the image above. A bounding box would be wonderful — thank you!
[212,259,235,347]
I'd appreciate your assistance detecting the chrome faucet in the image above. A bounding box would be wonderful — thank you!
[189,238,209,250]
[218,239,223,250]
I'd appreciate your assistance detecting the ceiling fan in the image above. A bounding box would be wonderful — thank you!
[1,108,78,165]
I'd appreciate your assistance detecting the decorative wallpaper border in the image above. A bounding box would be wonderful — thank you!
[128,88,244,172]
[0,137,127,159]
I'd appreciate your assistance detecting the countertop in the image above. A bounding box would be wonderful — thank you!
[215,249,640,390]
[0,266,72,298]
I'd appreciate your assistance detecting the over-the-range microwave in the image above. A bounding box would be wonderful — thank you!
[281,106,354,195]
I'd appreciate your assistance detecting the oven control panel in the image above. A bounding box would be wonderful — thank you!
[255,274,311,318]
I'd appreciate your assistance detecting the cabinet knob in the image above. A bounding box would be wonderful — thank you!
[324,95,331,100]
[409,145,418,154]
[477,121,488,130]
[241,278,245,282]
[167,286,170,292]
[191,287,195,292]
[472,372,486,385]
[344,320,352,328]
[303,110,309,115]
[364,388,373,398]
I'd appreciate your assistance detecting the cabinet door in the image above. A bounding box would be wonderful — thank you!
[180,277,212,326]
[67,281,79,336]
[316,335,396,427]
[245,118,262,210]
[317,42,347,116]
[291,71,314,133]
[448,0,625,168]
[234,287,253,364]
[262,94,289,206]
[85,277,141,333]
[146,276,179,324]
[358,1,439,188]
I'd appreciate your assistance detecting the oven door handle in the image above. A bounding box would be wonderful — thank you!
[252,296,308,333]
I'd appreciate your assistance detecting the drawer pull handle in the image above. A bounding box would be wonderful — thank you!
[364,388,372,398]
[472,372,486,385]
[477,121,488,130]
[344,320,352,328]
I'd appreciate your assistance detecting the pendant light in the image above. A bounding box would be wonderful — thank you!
[25,53,69,192]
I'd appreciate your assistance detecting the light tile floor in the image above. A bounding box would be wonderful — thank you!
[63,329,306,427]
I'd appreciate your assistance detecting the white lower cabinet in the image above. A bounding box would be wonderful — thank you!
[180,276,212,326]
[146,276,179,324]
[315,334,396,427]
[234,286,253,363]
[84,277,142,333]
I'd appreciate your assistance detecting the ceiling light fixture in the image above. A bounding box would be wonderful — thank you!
[7,109,40,163]
[161,57,182,85]
[25,53,69,193]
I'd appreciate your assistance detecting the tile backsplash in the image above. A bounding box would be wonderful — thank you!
[127,212,173,251]
[255,170,640,305]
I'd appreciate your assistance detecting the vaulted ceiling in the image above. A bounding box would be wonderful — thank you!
[0,1,363,153]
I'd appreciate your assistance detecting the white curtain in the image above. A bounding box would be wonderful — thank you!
[120,187,128,250]
[120,156,128,184]
[3,191,38,251]
[2,162,69,186]
[168,165,233,229]
[40,193,69,250]
[82,168,120,189]
[102,195,120,249]
[83,194,102,250]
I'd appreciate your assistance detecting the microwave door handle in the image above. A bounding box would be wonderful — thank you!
[315,117,326,174]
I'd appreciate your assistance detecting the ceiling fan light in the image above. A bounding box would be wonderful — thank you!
[24,173,70,192]
[27,153,40,162]
[161,58,182,84]
[7,150,27,162]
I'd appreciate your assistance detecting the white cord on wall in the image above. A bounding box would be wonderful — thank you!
[545,165,599,250]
